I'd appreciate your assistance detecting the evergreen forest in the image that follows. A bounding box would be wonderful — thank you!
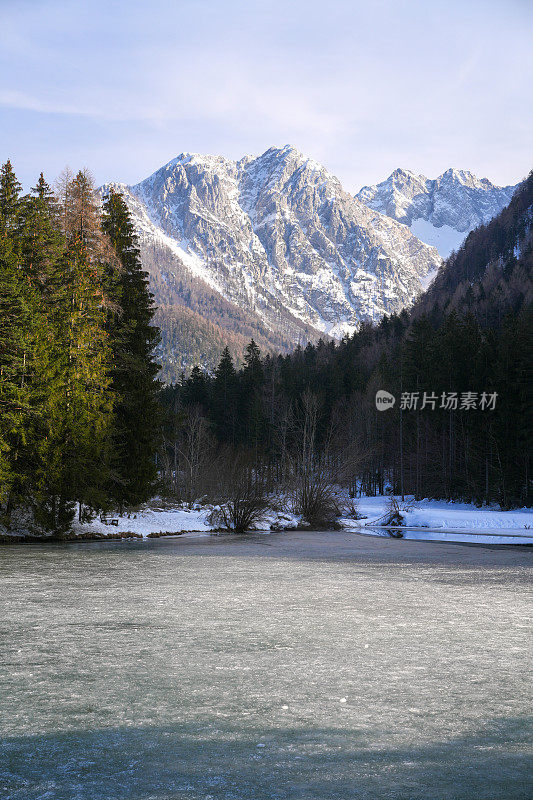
[0,161,161,533]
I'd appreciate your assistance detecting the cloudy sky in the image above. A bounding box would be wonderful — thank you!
[1,0,531,192]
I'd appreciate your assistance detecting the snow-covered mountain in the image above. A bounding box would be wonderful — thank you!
[356,168,517,258]
[102,146,442,352]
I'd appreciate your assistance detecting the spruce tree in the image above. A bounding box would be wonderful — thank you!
[0,162,39,514]
[21,174,63,289]
[0,233,31,507]
[240,340,266,452]
[101,189,161,508]
[182,365,209,408]
[0,160,24,233]
[212,346,238,445]
[33,170,113,530]
[32,172,57,206]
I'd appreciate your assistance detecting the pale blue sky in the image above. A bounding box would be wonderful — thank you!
[1,0,531,191]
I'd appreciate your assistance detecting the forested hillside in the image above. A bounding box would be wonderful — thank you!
[414,171,533,323]
[0,162,161,533]
[141,233,322,380]
[164,171,532,510]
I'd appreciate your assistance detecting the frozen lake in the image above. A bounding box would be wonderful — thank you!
[1,532,531,799]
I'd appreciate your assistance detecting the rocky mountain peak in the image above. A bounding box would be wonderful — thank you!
[100,147,443,358]
[356,168,517,257]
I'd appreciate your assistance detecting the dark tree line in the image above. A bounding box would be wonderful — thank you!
[161,171,533,510]
[0,161,161,533]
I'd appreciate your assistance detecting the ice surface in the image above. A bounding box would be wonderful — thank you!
[0,533,531,799]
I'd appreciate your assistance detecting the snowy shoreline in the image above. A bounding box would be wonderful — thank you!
[1,496,532,546]
[338,496,533,545]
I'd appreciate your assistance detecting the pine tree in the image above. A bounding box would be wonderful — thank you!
[212,346,238,444]
[0,160,24,234]
[101,189,161,507]
[240,340,266,452]
[0,162,39,514]
[33,170,114,530]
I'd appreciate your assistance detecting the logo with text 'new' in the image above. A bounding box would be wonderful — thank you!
[375,390,396,410]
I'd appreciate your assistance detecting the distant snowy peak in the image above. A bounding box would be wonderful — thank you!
[356,168,517,258]
[102,145,442,344]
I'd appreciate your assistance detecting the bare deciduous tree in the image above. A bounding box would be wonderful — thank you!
[209,450,269,532]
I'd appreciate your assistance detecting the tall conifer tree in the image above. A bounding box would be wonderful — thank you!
[212,346,238,445]
[0,162,38,513]
[33,171,113,530]
[240,340,266,451]
[102,189,161,507]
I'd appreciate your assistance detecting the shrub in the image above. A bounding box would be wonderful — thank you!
[208,452,269,533]
[290,474,340,528]
[383,496,404,526]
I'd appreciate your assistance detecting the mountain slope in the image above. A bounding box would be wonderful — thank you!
[102,183,321,379]
[412,169,532,324]
[356,168,517,258]
[101,146,442,378]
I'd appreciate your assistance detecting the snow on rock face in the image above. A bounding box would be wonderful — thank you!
[356,168,517,258]
[101,147,442,340]
[409,219,466,260]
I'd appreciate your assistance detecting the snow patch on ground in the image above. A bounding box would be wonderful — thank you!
[340,496,533,545]
[73,495,533,545]
[410,218,466,259]
[73,502,304,538]
[419,267,439,291]
[75,503,212,538]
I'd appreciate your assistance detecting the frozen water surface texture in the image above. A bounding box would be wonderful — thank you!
[0,532,531,799]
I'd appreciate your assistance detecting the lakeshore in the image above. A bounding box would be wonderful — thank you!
[2,494,532,546]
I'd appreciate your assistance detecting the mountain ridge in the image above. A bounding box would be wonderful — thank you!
[100,149,519,379]
[356,167,517,257]
[100,146,443,377]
